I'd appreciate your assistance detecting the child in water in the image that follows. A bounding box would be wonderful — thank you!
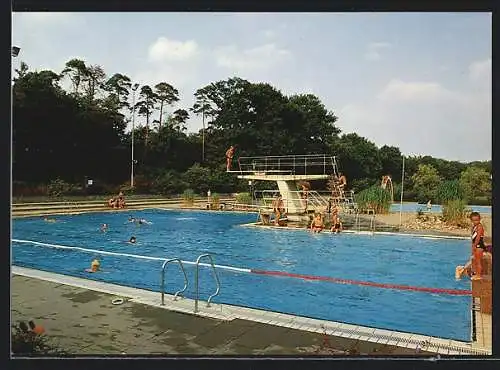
[43,215,56,223]
[129,236,137,244]
[85,258,101,273]
[100,223,108,232]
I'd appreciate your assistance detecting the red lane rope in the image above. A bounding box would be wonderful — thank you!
[251,269,472,296]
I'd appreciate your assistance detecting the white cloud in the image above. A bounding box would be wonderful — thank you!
[336,78,490,161]
[377,79,457,102]
[214,43,291,72]
[364,42,392,61]
[148,37,199,62]
[469,58,491,84]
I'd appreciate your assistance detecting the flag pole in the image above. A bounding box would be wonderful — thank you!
[399,155,405,227]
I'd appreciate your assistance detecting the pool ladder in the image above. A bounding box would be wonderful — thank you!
[160,253,221,313]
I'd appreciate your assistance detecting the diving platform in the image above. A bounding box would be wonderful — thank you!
[228,154,345,222]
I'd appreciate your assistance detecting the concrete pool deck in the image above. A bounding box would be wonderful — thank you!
[11,267,490,356]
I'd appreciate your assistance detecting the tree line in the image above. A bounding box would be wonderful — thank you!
[12,58,491,204]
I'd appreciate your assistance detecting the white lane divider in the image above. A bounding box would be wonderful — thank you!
[11,239,251,274]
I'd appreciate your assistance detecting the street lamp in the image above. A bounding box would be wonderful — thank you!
[12,46,20,57]
[130,83,139,188]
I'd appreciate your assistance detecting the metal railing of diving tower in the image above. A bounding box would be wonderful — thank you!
[234,154,340,176]
[259,190,331,214]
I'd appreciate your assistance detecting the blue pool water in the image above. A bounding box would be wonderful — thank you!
[390,202,491,215]
[12,209,472,341]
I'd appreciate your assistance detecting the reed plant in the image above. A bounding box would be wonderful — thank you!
[182,188,195,206]
[211,192,220,209]
[354,185,392,214]
[442,199,470,227]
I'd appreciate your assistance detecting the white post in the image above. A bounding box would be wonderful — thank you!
[202,109,205,163]
[130,84,138,188]
[399,155,405,226]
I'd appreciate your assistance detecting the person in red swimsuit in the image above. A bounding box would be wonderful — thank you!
[470,212,486,280]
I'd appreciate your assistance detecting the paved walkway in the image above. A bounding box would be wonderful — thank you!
[11,275,434,356]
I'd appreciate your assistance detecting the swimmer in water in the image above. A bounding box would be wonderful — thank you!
[128,216,136,223]
[100,223,108,232]
[42,215,56,223]
[129,236,137,244]
[85,258,101,273]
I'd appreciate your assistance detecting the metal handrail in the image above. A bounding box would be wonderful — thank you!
[160,258,188,305]
[234,154,338,175]
[194,254,221,312]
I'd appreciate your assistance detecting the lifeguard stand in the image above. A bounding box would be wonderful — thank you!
[228,154,347,222]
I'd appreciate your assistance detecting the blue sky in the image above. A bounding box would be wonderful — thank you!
[12,12,491,162]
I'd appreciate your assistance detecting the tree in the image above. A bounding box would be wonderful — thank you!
[459,166,491,201]
[104,73,132,110]
[84,64,106,103]
[332,133,381,189]
[411,164,442,203]
[61,58,88,96]
[135,85,158,146]
[13,61,29,82]
[154,82,179,129]
[172,109,189,131]
[378,145,402,179]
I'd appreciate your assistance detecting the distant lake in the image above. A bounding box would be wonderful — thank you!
[390,202,491,215]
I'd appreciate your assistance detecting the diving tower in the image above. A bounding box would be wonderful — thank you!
[228,154,343,221]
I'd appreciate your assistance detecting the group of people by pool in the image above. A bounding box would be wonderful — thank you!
[107,191,126,209]
[310,205,343,234]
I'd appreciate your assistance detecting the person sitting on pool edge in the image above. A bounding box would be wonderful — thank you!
[331,215,343,233]
[117,191,126,209]
[108,197,117,209]
[310,213,324,233]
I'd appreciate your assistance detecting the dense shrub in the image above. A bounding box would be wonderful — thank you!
[13,181,47,197]
[152,171,187,195]
[182,164,211,194]
[355,185,392,214]
[11,324,66,356]
[235,192,252,204]
[46,178,73,197]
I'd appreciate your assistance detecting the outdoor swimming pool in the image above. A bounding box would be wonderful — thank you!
[12,209,471,341]
[390,202,491,215]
